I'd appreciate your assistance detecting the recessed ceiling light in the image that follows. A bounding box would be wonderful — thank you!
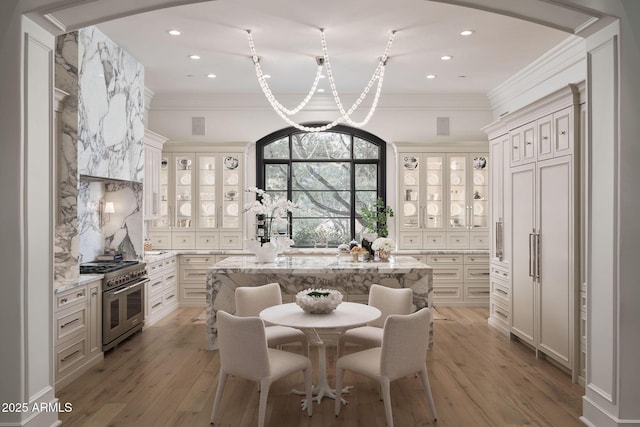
[207,73,216,79]
[168,29,181,36]
[441,55,452,61]
[189,54,201,60]
[460,30,474,36]
[186,74,194,77]
[426,74,436,79]
[458,75,467,78]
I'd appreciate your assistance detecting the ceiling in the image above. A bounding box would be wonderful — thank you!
[94,0,572,98]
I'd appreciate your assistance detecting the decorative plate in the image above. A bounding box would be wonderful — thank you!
[403,156,418,169]
[224,156,239,170]
[474,202,483,214]
[427,173,439,185]
[204,173,215,186]
[403,203,417,216]
[451,203,462,215]
[473,156,487,169]
[179,202,191,217]
[226,203,239,216]
[450,174,461,185]
[473,174,485,185]
[179,173,191,185]
[226,173,239,185]
[161,203,167,215]
[404,174,417,185]
[203,202,215,215]
[427,203,439,215]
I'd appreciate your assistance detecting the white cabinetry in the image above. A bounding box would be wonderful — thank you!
[427,253,489,305]
[54,279,103,389]
[484,83,581,381]
[143,130,167,220]
[149,143,246,250]
[179,254,216,307]
[145,255,178,326]
[397,145,489,251]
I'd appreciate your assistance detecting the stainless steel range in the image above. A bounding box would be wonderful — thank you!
[80,261,148,351]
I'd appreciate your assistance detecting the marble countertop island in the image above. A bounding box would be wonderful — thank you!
[205,255,433,350]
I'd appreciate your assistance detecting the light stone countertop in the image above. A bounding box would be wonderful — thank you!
[55,274,103,294]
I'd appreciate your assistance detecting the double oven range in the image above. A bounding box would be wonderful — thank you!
[80,261,148,351]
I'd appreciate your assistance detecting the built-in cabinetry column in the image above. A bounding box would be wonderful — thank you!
[143,130,168,221]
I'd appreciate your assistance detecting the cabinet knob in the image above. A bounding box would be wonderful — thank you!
[560,130,567,135]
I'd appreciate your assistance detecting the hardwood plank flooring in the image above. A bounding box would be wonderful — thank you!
[57,307,584,426]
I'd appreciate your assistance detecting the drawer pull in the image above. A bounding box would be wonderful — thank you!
[77,292,84,298]
[152,302,162,309]
[494,308,508,319]
[61,318,80,329]
[471,290,490,295]
[60,298,68,304]
[166,294,175,300]
[470,272,490,276]
[495,288,508,296]
[188,272,207,277]
[434,272,458,276]
[61,349,81,362]
[152,281,162,287]
[165,275,176,281]
[435,290,458,295]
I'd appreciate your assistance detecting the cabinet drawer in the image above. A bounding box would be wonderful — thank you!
[464,266,490,282]
[490,279,510,305]
[447,233,469,249]
[431,267,463,283]
[424,232,446,249]
[57,287,87,309]
[163,269,177,284]
[491,264,510,280]
[56,305,87,343]
[426,254,462,264]
[181,254,215,265]
[399,232,422,249]
[173,232,195,249]
[196,233,218,249]
[148,232,171,249]
[56,338,88,376]
[464,254,489,264]
[162,256,177,270]
[219,232,242,249]
[469,233,489,249]
[432,285,462,301]
[465,284,490,301]
[163,286,178,307]
[180,268,209,284]
[181,286,208,305]
[148,294,164,317]
[148,276,164,297]
[490,300,510,327]
[147,260,164,276]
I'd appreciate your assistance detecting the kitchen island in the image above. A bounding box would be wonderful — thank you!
[205,255,433,350]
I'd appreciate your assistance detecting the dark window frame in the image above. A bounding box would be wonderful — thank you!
[256,123,387,246]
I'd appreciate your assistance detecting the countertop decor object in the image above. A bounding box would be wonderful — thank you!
[372,237,396,262]
[295,288,343,314]
[244,187,297,245]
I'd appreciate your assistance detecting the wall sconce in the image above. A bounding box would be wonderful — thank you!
[99,200,115,226]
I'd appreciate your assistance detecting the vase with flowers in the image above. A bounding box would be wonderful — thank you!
[371,237,395,262]
[244,187,297,262]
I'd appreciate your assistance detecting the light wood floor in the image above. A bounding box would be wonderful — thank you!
[57,307,584,426]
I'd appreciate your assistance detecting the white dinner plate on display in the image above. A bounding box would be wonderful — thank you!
[427,173,439,185]
[403,203,417,216]
[204,173,215,186]
[427,203,439,215]
[161,203,167,215]
[179,174,191,185]
[203,202,215,215]
[474,174,485,185]
[404,174,416,185]
[226,203,239,216]
[450,174,461,185]
[451,203,462,215]
[179,202,191,216]
[474,202,483,214]
[226,173,239,185]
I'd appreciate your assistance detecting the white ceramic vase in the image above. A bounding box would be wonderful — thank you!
[247,237,294,263]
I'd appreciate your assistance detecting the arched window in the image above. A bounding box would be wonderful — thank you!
[256,124,387,247]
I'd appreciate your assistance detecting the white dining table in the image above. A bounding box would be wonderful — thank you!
[260,301,381,408]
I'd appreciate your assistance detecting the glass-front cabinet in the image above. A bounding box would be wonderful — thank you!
[397,146,489,250]
[148,144,245,250]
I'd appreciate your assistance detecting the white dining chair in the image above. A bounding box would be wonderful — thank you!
[336,284,413,357]
[235,283,308,355]
[211,310,313,427]
[334,308,437,427]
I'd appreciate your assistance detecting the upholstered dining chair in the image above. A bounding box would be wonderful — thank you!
[334,308,437,427]
[336,284,413,357]
[211,310,313,427]
[235,283,308,355]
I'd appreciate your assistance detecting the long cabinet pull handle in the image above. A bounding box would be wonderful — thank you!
[61,349,81,362]
[529,232,535,278]
[61,318,80,329]
[536,232,541,279]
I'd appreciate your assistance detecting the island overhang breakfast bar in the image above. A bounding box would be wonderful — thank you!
[205,255,433,350]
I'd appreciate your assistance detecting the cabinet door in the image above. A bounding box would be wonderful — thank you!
[510,163,536,346]
[221,153,242,229]
[537,156,572,366]
[490,137,506,260]
[150,154,172,229]
[144,146,159,219]
[88,281,102,356]
[197,154,218,229]
[448,155,468,230]
[553,106,573,157]
[399,154,421,230]
[174,154,195,230]
[537,114,553,161]
[423,154,444,229]
[470,153,489,230]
